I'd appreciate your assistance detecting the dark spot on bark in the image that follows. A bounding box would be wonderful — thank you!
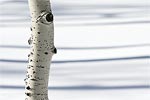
[31,78,38,81]
[26,86,31,90]
[46,13,53,22]
[33,27,35,29]
[33,71,35,74]
[44,52,48,55]
[37,32,40,34]
[30,27,32,31]
[36,65,44,68]
[31,52,33,55]
[52,47,57,54]
[28,54,30,57]
[27,75,30,78]
[30,59,32,62]
[28,37,32,45]
[26,93,31,96]
[28,66,31,69]
[36,60,38,62]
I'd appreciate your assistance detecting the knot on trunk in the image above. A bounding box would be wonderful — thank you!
[36,12,53,25]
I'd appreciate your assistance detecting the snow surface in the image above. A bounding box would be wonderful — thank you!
[0,0,150,100]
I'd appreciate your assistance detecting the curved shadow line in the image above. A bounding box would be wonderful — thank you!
[0,44,149,50]
[0,56,149,64]
[0,85,149,90]
[1,20,150,27]
[57,20,150,27]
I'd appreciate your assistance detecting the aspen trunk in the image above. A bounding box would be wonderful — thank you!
[25,0,56,100]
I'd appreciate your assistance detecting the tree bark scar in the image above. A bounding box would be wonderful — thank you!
[46,13,53,22]
[51,47,57,54]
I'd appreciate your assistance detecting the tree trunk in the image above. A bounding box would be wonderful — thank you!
[25,0,56,100]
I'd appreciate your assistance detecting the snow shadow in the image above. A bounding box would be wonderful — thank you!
[1,0,150,27]
[0,56,149,64]
[0,44,150,50]
[0,85,149,90]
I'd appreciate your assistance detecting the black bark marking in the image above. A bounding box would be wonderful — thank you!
[31,78,38,81]
[28,37,32,45]
[28,66,31,69]
[25,93,31,97]
[30,27,32,31]
[30,65,33,67]
[52,47,57,54]
[37,32,40,34]
[26,86,31,90]
[36,65,45,68]
[53,48,57,54]
[46,13,53,22]
[44,52,48,55]
[31,52,33,55]
[24,78,27,81]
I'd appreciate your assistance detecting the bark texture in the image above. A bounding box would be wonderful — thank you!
[25,0,56,100]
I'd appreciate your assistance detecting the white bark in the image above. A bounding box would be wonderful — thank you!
[25,0,56,100]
